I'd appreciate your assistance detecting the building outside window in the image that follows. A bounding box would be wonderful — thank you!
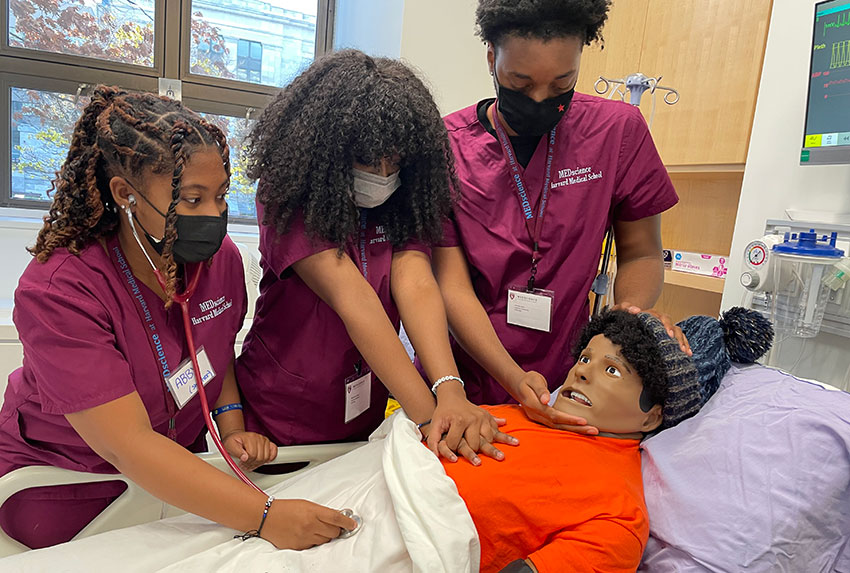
[237,39,263,83]
[2,0,330,221]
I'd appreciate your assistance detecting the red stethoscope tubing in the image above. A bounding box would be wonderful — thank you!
[156,265,265,495]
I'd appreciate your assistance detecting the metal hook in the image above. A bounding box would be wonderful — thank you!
[74,83,91,106]
[594,76,612,95]
[660,87,680,105]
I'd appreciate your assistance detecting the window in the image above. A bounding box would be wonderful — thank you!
[189,0,319,88]
[1,0,333,220]
[237,39,263,83]
[9,0,156,67]
[200,112,258,220]
[10,87,89,204]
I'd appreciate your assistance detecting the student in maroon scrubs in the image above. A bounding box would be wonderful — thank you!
[434,0,690,433]
[237,50,512,464]
[0,87,354,549]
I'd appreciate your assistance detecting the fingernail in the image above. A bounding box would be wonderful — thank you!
[510,437,519,444]
[496,452,504,460]
[587,428,599,435]
[473,457,481,465]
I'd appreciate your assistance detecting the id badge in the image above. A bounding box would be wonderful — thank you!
[344,371,372,423]
[166,347,216,409]
[507,287,555,332]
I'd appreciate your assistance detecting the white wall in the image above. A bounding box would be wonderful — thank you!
[722,0,850,310]
[399,0,493,115]
[0,210,42,302]
[334,0,405,58]
[722,0,850,387]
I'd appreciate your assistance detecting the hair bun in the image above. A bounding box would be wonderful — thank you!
[719,307,774,364]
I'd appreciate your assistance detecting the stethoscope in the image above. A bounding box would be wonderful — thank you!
[123,196,362,536]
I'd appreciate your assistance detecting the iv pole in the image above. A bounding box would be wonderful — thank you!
[590,73,679,316]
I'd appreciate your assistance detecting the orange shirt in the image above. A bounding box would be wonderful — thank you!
[442,405,648,573]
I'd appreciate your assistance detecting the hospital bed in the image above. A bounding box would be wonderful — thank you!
[0,441,364,558]
[0,363,848,572]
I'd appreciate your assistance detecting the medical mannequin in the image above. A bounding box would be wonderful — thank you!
[443,308,773,573]
[236,50,513,464]
[0,87,354,549]
[432,0,691,433]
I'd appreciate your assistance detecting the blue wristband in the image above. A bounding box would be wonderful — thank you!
[212,403,243,418]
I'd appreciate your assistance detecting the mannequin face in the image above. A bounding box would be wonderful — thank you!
[553,334,662,434]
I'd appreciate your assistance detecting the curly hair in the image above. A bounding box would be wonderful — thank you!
[475,0,612,47]
[30,85,230,304]
[572,310,668,408]
[245,49,458,248]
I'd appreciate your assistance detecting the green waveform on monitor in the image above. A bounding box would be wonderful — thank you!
[831,39,850,69]
[824,10,850,37]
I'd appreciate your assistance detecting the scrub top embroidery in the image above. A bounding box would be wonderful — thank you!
[441,93,678,405]
[236,196,430,446]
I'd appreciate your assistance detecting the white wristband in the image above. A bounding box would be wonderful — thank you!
[431,375,464,396]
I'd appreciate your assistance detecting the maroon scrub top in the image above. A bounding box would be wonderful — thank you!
[0,236,247,547]
[236,199,429,446]
[441,94,678,404]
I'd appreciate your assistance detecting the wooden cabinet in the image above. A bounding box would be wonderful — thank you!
[579,0,773,322]
[577,0,772,167]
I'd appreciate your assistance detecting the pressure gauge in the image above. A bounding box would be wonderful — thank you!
[745,241,769,269]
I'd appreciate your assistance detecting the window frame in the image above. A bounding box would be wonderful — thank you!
[0,0,334,217]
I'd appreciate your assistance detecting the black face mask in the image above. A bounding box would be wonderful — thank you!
[494,71,574,137]
[134,192,228,264]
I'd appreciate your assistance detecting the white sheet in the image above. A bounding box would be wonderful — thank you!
[0,413,480,573]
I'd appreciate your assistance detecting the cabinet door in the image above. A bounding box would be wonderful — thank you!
[574,0,650,96]
[637,0,772,165]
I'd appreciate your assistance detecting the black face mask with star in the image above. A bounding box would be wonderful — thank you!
[494,71,575,137]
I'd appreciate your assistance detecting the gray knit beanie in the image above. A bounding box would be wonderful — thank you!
[637,307,774,429]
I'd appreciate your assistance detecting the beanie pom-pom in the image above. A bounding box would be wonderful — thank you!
[719,307,774,364]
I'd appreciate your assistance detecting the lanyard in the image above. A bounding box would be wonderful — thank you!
[358,209,369,279]
[492,102,558,291]
[106,235,178,441]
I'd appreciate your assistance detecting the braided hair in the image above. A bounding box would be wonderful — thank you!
[245,49,458,248]
[30,85,230,304]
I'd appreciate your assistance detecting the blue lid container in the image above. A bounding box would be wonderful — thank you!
[772,230,844,258]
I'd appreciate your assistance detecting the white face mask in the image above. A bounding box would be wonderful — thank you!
[351,168,401,208]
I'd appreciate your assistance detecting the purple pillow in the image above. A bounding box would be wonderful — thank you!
[640,365,850,572]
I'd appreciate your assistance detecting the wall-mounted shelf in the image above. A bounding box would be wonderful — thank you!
[665,164,746,174]
[664,269,725,293]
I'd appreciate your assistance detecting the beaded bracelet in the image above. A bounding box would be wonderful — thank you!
[416,419,431,430]
[431,375,464,396]
[212,402,243,418]
[235,495,275,541]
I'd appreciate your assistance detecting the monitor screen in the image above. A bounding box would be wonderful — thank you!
[803,0,850,164]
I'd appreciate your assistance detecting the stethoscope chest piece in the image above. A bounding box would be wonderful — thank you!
[337,508,362,539]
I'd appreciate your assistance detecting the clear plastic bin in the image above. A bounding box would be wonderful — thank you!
[771,230,844,338]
